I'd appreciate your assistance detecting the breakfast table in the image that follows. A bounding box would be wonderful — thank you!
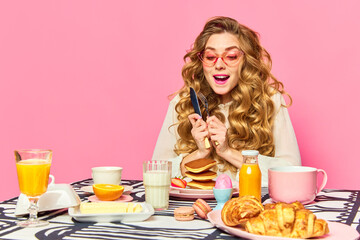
[0,179,359,240]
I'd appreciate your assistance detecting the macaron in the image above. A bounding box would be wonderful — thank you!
[184,158,216,173]
[174,207,195,221]
[193,198,212,219]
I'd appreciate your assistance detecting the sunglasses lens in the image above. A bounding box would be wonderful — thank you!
[202,50,217,66]
[224,51,242,65]
[199,50,242,66]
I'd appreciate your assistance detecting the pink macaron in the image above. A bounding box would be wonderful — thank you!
[192,198,212,219]
[174,207,195,221]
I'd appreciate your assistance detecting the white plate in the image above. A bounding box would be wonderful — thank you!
[208,210,360,240]
[68,202,154,223]
[15,184,81,216]
[170,185,239,199]
[80,185,133,194]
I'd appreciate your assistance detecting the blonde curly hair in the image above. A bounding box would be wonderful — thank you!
[173,16,291,174]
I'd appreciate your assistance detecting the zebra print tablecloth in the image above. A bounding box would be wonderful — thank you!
[0,179,359,240]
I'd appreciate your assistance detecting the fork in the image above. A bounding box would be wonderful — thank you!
[198,92,219,146]
[198,92,209,118]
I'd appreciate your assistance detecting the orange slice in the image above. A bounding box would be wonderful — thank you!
[92,184,124,201]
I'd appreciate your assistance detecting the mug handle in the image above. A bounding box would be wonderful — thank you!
[317,169,327,193]
[48,174,55,185]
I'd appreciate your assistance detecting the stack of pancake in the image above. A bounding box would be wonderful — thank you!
[184,158,217,190]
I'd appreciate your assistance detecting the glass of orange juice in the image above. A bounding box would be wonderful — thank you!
[15,149,52,227]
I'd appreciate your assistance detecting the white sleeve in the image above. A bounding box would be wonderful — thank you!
[258,93,302,187]
[152,95,183,177]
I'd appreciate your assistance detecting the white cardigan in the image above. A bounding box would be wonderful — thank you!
[152,92,301,187]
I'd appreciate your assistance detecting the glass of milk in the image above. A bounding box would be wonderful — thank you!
[143,160,172,210]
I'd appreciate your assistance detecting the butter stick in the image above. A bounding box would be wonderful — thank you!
[80,202,143,214]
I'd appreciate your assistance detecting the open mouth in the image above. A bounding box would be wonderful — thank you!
[213,75,230,85]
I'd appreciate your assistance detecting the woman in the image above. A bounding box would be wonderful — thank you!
[152,16,301,186]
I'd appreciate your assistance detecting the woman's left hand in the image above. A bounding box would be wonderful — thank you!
[207,116,229,154]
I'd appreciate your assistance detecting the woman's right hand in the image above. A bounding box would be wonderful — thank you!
[188,113,212,155]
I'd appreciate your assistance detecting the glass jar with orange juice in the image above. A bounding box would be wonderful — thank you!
[239,150,261,202]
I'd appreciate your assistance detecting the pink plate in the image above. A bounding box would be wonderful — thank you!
[169,184,239,200]
[88,194,133,203]
[207,210,360,240]
[80,185,133,194]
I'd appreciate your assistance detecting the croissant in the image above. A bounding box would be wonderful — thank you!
[264,201,304,211]
[221,196,264,226]
[245,202,329,238]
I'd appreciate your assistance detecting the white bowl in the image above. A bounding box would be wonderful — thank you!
[15,184,81,216]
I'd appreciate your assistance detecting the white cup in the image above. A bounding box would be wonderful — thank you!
[92,166,123,185]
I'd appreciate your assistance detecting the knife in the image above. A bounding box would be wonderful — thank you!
[190,87,211,149]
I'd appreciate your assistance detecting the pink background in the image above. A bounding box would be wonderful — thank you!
[1,1,359,201]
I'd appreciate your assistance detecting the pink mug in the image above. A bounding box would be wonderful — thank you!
[268,166,327,204]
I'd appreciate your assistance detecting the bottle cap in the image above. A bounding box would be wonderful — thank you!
[241,150,259,156]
